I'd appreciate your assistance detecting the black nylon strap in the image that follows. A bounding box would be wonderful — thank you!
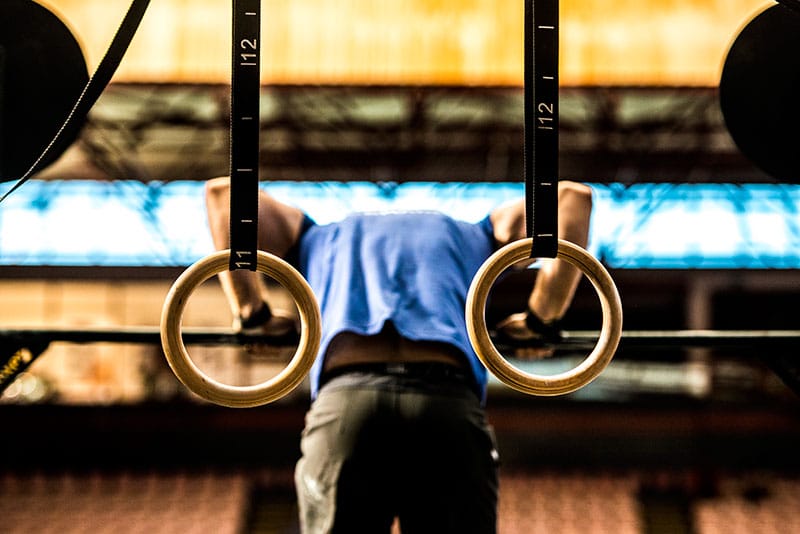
[0,0,151,204]
[525,0,559,258]
[228,0,262,271]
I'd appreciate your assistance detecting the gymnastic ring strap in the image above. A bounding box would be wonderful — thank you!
[160,250,321,408]
[0,0,151,204]
[524,0,558,259]
[466,239,622,396]
[228,0,261,271]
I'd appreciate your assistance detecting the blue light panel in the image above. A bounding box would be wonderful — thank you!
[0,180,798,269]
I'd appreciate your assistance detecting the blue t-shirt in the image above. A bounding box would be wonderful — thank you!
[296,211,496,401]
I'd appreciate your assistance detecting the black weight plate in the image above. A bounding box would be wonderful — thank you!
[720,4,800,182]
[0,0,89,180]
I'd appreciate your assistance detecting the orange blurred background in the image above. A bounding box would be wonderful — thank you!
[40,0,770,86]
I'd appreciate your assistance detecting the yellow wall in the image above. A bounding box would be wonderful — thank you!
[39,0,771,86]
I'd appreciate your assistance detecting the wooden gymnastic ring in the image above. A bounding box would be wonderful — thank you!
[466,238,622,396]
[160,250,321,407]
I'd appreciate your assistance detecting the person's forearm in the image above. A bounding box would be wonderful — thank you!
[205,177,267,321]
[528,182,593,322]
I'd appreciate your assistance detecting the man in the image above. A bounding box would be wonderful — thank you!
[205,177,593,533]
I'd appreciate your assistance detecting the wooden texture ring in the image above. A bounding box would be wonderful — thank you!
[160,250,321,407]
[466,238,622,396]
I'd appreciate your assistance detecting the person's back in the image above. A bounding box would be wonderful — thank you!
[296,210,495,399]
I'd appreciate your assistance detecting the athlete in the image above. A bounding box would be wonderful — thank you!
[205,176,593,533]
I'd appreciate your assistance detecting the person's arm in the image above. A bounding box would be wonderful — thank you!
[205,176,306,333]
[489,181,593,352]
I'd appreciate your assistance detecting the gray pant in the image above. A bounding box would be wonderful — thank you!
[295,370,500,533]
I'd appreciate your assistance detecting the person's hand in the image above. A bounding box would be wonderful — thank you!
[235,305,300,360]
[492,311,561,360]
[253,310,297,337]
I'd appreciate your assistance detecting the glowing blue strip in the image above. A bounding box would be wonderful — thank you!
[590,183,800,269]
[0,180,798,268]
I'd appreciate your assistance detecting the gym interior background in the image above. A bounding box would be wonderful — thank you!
[1,0,799,533]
